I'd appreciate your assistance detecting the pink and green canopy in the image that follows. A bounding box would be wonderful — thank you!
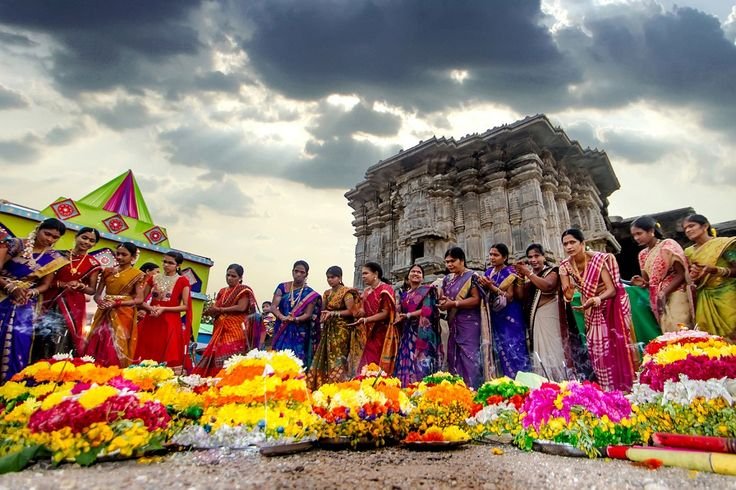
[77,170,153,223]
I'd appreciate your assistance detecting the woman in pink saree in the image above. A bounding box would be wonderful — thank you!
[350,262,397,376]
[630,216,692,331]
[559,229,638,392]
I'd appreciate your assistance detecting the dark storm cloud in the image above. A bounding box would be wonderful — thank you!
[174,179,254,217]
[194,71,249,94]
[44,123,87,146]
[561,7,736,133]
[0,85,28,109]
[158,123,296,177]
[291,100,402,187]
[0,0,203,94]
[0,29,36,47]
[159,101,401,188]
[240,0,579,112]
[88,100,160,131]
[0,135,40,163]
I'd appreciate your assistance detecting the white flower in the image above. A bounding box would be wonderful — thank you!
[223,354,248,370]
[51,352,73,361]
[81,355,96,363]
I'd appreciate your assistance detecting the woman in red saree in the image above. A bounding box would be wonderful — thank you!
[85,242,145,367]
[195,264,256,377]
[350,262,397,376]
[559,229,638,392]
[135,251,192,372]
[37,227,101,358]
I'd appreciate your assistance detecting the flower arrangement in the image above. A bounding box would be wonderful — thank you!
[639,332,736,391]
[10,356,122,386]
[515,382,642,457]
[466,378,529,441]
[173,350,317,448]
[628,331,736,444]
[312,366,412,446]
[122,361,177,391]
[407,374,480,435]
[2,384,171,468]
[404,425,470,443]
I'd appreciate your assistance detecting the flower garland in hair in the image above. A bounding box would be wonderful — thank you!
[131,249,141,265]
[21,224,40,260]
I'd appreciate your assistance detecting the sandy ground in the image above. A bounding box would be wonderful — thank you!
[1,444,734,490]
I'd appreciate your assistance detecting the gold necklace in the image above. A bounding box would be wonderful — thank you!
[69,250,87,275]
[289,283,305,309]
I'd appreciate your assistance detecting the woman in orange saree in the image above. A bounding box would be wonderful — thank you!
[85,242,145,367]
[195,264,256,377]
[135,251,192,372]
[350,262,397,376]
[559,229,638,392]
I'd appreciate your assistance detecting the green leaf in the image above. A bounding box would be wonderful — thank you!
[0,444,45,474]
[75,446,103,467]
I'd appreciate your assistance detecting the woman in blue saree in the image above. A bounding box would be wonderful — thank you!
[478,243,531,378]
[0,219,68,381]
[271,260,321,368]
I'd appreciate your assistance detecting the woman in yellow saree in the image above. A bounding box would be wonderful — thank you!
[85,242,145,367]
[683,214,736,338]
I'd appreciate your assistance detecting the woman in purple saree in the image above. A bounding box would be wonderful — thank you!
[439,247,490,389]
[271,260,321,368]
[395,264,442,386]
[0,219,68,381]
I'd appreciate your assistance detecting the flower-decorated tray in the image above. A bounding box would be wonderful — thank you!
[532,440,600,458]
[474,434,514,445]
[318,437,381,450]
[258,440,314,457]
[401,440,469,451]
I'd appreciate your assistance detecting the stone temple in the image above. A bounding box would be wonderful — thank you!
[346,114,621,287]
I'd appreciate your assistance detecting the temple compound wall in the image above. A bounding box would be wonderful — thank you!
[345,115,621,287]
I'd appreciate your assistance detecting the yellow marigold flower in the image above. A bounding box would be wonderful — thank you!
[78,385,118,410]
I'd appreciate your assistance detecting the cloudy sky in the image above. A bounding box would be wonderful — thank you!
[0,0,735,300]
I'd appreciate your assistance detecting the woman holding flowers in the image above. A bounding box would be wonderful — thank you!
[516,243,590,382]
[36,227,101,359]
[195,264,256,376]
[630,216,692,332]
[0,218,67,381]
[85,242,145,367]
[309,266,359,388]
[683,214,736,338]
[272,260,321,367]
[351,262,397,376]
[478,243,530,379]
[135,251,192,372]
[559,229,638,392]
[439,247,488,388]
[394,264,442,386]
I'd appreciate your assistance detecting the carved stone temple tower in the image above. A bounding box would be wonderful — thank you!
[345,115,622,287]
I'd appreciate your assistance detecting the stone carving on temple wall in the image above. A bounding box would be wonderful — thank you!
[346,115,621,286]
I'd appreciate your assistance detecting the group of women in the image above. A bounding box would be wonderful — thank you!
[0,219,193,381]
[1,212,734,392]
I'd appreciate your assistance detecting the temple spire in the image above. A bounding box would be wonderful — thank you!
[77,170,153,223]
